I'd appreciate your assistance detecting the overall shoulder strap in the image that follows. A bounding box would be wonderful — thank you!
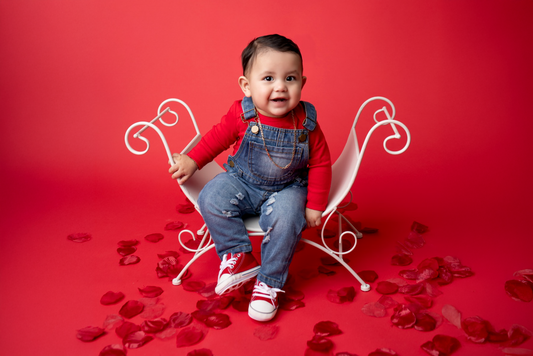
[240,96,256,120]
[301,101,317,131]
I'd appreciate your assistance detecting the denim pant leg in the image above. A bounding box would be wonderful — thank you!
[197,172,255,259]
[257,183,308,289]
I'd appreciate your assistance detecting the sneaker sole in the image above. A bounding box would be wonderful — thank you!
[215,265,261,295]
[248,304,278,322]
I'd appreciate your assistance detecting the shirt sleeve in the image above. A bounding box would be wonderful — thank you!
[187,101,241,169]
[306,122,332,212]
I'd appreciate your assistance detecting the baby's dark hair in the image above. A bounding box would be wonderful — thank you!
[241,34,303,76]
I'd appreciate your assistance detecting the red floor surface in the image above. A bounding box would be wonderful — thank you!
[2,1,533,355]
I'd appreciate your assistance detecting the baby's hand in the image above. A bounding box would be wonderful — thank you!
[305,208,323,228]
[169,153,198,185]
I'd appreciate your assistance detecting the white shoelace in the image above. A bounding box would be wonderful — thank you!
[253,282,284,305]
[218,253,238,279]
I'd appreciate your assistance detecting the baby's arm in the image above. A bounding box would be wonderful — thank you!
[305,208,323,228]
[169,153,198,185]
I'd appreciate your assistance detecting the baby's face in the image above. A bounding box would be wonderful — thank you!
[243,50,306,118]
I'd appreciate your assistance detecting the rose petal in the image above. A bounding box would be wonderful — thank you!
[123,330,153,349]
[117,246,136,256]
[378,295,399,309]
[232,296,251,312]
[358,270,378,283]
[442,304,462,329]
[197,282,217,299]
[362,302,387,318]
[280,299,305,311]
[376,281,399,295]
[326,287,356,304]
[119,300,144,319]
[424,280,443,298]
[183,280,206,292]
[319,228,337,238]
[165,221,184,231]
[117,239,139,247]
[139,303,166,319]
[398,283,424,295]
[177,203,196,214]
[313,321,342,337]
[307,335,334,352]
[67,233,92,243]
[254,324,279,341]
[320,256,350,266]
[505,280,533,302]
[284,288,305,301]
[103,314,124,331]
[391,254,413,266]
[145,233,164,242]
[436,266,454,285]
[157,250,180,259]
[368,348,398,356]
[100,291,125,305]
[169,312,193,328]
[176,326,205,348]
[391,305,416,329]
[99,344,127,356]
[501,348,533,355]
[508,324,532,347]
[204,313,231,329]
[405,295,433,309]
[514,269,533,283]
[115,321,140,338]
[432,334,461,354]
[411,221,429,234]
[119,255,140,266]
[138,286,164,298]
[404,231,425,249]
[140,318,168,334]
[76,326,106,342]
[395,241,413,256]
[155,327,178,340]
[414,313,437,332]
[488,328,509,343]
[180,238,202,254]
[187,349,214,356]
[318,266,336,276]
[462,316,490,343]
[399,269,418,280]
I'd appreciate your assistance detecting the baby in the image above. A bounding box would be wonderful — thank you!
[169,34,331,322]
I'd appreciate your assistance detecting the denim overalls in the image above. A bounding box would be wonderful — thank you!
[197,97,318,288]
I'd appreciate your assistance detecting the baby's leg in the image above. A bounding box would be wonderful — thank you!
[257,183,307,289]
[197,172,255,258]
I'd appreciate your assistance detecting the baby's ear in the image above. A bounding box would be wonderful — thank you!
[302,76,307,89]
[238,76,251,97]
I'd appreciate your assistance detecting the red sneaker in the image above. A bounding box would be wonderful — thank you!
[248,279,284,322]
[215,252,260,295]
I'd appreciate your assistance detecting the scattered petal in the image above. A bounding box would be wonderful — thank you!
[404,231,425,249]
[183,280,206,292]
[254,324,279,341]
[67,233,92,243]
[442,304,462,329]
[177,203,196,214]
[462,316,490,343]
[376,281,399,295]
[139,303,166,319]
[414,313,437,332]
[368,348,398,356]
[488,328,509,343]
[405,295,433,309]
[119,300,144,319]
[232,296,250,312]
[145,233,164,242]
[501,348,533,355]
[358,270,378,283]
[391,254,413,266]
[398,283,424,295]
[103,314,124,331]
[514,269,533,283]
[197,282,217,299]
[123,330,153,349]
[284,288,305,301]
[138,286,164,298]
[169,312,193,328]
[140,318,168,334]
[395,241,413,256]
[391,305,416,329]
[99,344,127,356]
[155,327,178,340]
[307,335,334,352]
[176,326,205,348]
[165,221,184,231]
[117,239,139,247]
[119,255,140,266]
[378,295,399,309]
[313,321,342,337]
[100,291,125,305]
[180,238,202,254]
[399,269,418,280]
[327,287,356,304]
[204,314,231,329]
[117,246,136,256]
[432,334,461,354]
[362,302,387,318]
[508,324,532,347]
[115,321,140,338]
[424,280,443,298]
[76,326,106,342]
[280,299,305,311]
[411,221,429,234]
[505,280,533,302]
[157,250,180,259]
[318,266,336,276]
[436,266,454,285]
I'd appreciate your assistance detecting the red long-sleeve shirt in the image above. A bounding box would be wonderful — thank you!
[188,100,332,211]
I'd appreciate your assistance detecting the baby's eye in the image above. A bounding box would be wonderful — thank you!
[263,76,274,81]
[286,76,296,82]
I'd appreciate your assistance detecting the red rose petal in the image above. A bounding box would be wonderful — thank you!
[391,305,416,329]
[411,221,429,234]
[462,316,490,343]
[404,231,425,249]
[140,318,168,334]
[424,280,443,298]
[378,295,399,309]
[169,312,193,328]
[505,280,533,302]
[436,266,454,285]
[197,299,221,313]
[183,280,206,292]
[280,299,305,311]
[139,303,166,319]
[368,348,398,356]
[376,281,399,295]
[508,324,532,347]
[326,287,356,304]
[157,250,180,259]
[399,283,424,295]
[197,282,217,299]
[362,302,387,318]
[399,269,418,280]
[119,255,140,266]
[395,241,413,256]
[307,335,334,352]
[145,233,164,242]
[67,232,92,243]
[391,254,413,266]
[103,314,124,331]
[254,324,279,341]
[187,349,214,356]
[313,321,342,337]
[358,270,378,283]
[420,341,439,356]
[123,330,153,349]
[99,344,127,356]
[119,300,144,319]
[414,313,437,332]
[117,246,136,256]
[179,238,202,254]
[442,304,462,329]
[76,326,106,342]
[100,291,125,305]
[117,239,139,247]
[176,326,205,348]
[514,269,533,283]
[232,296,250,312]
[138,286,164,298]
[154,327,178,340]
[177,203,196,214]
[318,266,336,276]
[405,295,433,309]
[204,313,231,329]
[165,221,184,231]
[488,328,509,343]
[284,288,305,301]
[115,321,140,338]
[501,348,533,355]
[432,334,461,354]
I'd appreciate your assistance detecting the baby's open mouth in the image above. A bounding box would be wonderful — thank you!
[272,98,287,102]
